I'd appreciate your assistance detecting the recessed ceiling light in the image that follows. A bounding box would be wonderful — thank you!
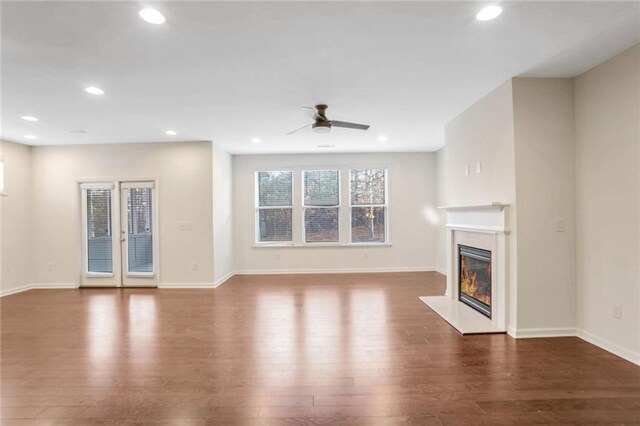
[317,144,335,148]
[476,5,503,21]
[165,130,177,136]
[139,8,166,25]
[85,86,104,95]
[251,138,262,144]
[21,115,39,122]
[377,135,388,142]
[24,135,37,140]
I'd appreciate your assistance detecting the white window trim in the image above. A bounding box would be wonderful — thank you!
[302,169,341,245]
[348,168,389,245]
[254,170,294,244]
[253,167,390,248]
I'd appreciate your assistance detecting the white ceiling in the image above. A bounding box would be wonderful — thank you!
[2,1,639,154]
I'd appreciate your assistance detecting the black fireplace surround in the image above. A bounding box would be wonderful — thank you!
[458,245,492,318]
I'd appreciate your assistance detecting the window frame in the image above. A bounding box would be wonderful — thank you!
[348,168,389,245]
[254,170,294,245]
[301,169,341,245]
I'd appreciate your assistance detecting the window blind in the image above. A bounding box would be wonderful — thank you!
[304,170,340,243]
[86,189,113,273]
[127,188,153,273]
[257,171,293,242]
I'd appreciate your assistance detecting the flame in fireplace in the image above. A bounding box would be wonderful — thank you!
[460,256,491,305]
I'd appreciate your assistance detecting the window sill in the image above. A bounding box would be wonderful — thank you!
[253,243,391,248]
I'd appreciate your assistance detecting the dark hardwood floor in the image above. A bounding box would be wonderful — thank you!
[1,272,639,425]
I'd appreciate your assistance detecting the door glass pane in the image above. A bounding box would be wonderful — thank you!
[87,189,112,273]
[127,188,153,273]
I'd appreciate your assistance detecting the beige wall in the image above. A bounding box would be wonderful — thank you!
[575,44,640,361]
[442,79,519,329]
[512,77,576,332]
[28,142,214,286]
[212,144,234,284]
[435,148,447,274]
[233,152,438,273]
[0,141,33,294]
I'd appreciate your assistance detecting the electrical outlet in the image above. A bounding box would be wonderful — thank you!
[179,221,192,231]
[556,219,566,233]
[476,162,482,173]
[191,262,198,271]
[362,252,368,259]
[47,262,54,272]
[613,304,622,319]
[275,253,281,260]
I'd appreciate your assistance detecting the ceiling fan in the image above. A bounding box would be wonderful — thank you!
[287,104,370,135]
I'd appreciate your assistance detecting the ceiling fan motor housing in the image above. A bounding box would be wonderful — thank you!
[312,121,332,133]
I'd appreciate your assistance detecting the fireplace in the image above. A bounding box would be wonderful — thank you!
[458,245,492,318]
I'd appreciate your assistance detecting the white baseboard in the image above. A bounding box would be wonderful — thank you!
[0,284,33,297]
[577,328,640,366]
[1,283,78,297]
[506,326,639,366]
[213,271,235,288]
[434,266,447,276]
[234,266,438,275]
[507,326,577,338]
[158,283,217,289]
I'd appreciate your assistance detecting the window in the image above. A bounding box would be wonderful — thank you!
[256,171,293,243]
[86,188,113,273]
[350,169,387,243]
[303,170,340,243]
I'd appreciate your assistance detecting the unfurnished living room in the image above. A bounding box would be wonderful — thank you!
[1,1,639,424]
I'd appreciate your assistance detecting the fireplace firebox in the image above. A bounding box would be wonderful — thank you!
[458,245,492,318]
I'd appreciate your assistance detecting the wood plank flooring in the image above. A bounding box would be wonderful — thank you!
[1,272,639,425]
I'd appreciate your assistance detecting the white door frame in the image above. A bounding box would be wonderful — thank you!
[79,178,159,288]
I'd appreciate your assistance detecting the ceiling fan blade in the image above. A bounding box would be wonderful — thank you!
[286,123,312,135]
[301,106,328,121]
[330,120,370,131]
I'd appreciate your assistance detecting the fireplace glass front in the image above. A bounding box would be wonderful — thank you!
[458,245,492,318]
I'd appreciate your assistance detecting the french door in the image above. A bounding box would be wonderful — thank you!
[80,181,158,287]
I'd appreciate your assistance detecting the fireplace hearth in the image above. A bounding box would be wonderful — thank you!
[459,245,492,318]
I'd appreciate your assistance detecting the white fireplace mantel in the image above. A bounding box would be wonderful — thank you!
[420,203,510,334]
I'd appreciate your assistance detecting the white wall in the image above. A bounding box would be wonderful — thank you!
[233,153,438,273]
[29,142,214,286]
[512,77,576,332]
[435,148,447,274]
[0,141,33,294]
[212,144,234,284]
[442,80,519,329]
[575,44,640,362]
